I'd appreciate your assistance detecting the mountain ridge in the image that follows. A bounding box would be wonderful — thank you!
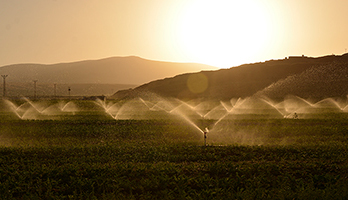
[0,56,216,97]
[0,56,217,85]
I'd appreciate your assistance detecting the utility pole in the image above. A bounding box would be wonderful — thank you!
[33,80,38,100]
[1,75,8,98]
[68,87,71,99]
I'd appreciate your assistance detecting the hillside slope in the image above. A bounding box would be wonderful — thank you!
[256,61,348,100]
[112,54,348,100]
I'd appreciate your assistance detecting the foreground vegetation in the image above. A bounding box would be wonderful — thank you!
[1,116,348,199]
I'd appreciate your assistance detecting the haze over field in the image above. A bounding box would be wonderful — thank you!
[1,0,348,69]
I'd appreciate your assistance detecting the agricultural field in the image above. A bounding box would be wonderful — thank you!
[1,98,348,199]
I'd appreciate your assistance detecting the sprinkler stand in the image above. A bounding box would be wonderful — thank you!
[204,131,207,147]
[203,127,209,147]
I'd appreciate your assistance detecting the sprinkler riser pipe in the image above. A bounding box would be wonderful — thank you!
[204,131,207,147]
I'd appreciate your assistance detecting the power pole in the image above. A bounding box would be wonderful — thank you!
[33,80,38,100]
[68,87,71,99]
[1,75,8,98]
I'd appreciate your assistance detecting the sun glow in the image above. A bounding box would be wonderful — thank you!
[176,0,272,68]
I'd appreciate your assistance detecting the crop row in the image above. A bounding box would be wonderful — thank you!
[1,118,348,198]
[1,144,348,199]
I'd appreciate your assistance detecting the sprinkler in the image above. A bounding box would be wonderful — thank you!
[204,127,209,146]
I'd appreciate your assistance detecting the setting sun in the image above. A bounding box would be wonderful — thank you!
[1,0,348,69]
[176,0,271,68]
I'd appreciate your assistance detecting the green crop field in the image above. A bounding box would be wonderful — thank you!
[1,99,348,199]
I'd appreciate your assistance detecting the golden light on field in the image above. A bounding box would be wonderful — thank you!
[176,0,272,68]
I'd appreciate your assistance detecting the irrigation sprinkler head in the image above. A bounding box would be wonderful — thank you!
[294,112,298,119]
[203,127,209,147]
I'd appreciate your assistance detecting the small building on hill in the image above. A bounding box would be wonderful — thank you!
[288,55,307,59]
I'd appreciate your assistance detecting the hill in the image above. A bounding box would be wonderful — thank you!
[112,54,348,100]
[0,56,216,97]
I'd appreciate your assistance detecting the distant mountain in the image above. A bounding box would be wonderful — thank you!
[0,56,216,85]
[112,53,348,100]
[0,56,216,97]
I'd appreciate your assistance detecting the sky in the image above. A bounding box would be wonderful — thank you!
[1,0,348,69]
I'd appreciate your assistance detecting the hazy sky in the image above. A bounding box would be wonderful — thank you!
[1,0,348,68]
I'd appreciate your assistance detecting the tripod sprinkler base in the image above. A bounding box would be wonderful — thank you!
[204,131,207,147]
